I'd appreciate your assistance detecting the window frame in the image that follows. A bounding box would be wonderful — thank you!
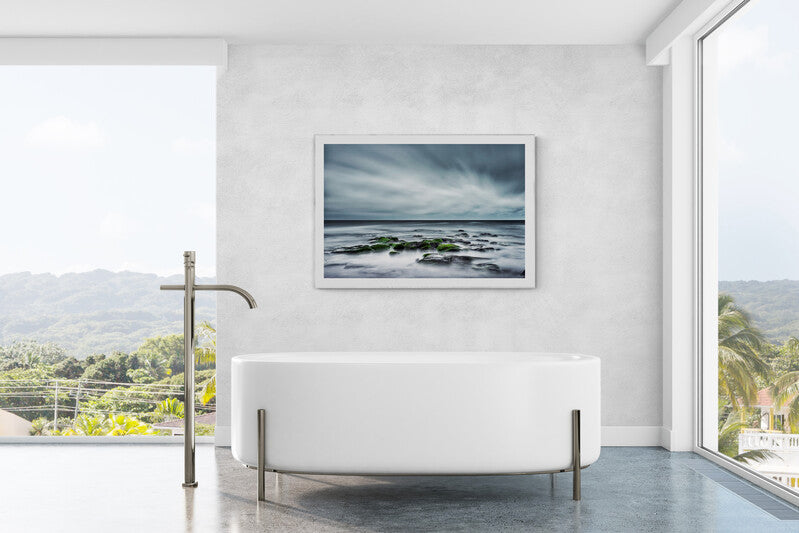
[0,39,223,444]
[693,0,799,506]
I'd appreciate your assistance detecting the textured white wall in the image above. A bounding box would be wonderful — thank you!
[216,45,662,439]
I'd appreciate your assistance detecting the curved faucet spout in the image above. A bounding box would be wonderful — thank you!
[195,284,257,308]
[160,283,257,309]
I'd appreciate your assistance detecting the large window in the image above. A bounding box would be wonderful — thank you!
[0,66,216,438]
[700,0,799,496]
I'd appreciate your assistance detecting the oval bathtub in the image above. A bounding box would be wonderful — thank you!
[231,352,600,475]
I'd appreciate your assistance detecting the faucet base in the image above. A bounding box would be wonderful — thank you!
[182,482,198,488]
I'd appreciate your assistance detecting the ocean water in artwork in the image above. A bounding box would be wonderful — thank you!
[324,220,525,278]
[322,143,528,280]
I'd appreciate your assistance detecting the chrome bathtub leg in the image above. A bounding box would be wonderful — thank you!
[572,409,581,501]
[258,409,266,502]
[550,473,555,490]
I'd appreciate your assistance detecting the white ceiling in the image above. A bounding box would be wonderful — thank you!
[0,0,681,44]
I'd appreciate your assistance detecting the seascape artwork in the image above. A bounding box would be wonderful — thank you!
[315,136,535,288]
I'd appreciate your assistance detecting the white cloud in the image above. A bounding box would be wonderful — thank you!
[99,212,136,239]
[172,137,214,156]
[718,24,792,75]
[26,116,105,149]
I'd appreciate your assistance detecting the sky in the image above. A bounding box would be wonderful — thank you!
[323,143,526,220]
[0,66,216,277]
[714,0,799,281]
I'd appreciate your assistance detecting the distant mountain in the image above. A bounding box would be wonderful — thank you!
[719,280,799,342]
[0,270,216,358]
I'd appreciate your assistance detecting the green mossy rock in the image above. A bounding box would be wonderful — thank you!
[437,243,461,252]
[332,245,373,254]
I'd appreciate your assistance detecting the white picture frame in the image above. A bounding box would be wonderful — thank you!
[314,134,535,289]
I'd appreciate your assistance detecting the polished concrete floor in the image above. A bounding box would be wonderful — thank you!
[0,444,797,532]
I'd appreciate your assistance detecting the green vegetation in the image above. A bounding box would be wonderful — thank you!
[155,397,185,420]
[771,337,799,432]
[194,321,217,405]
[332,234,481,255]
[719,280,799,341]
[0,326,216,436]
[716,293,799,462]
[717,411,777,464]
[718,294,770,410]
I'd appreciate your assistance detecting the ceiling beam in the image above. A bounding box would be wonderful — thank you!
[646,0,732,65]
[0,38,227,73]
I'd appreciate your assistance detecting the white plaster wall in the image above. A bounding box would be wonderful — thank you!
[216,45,662,441]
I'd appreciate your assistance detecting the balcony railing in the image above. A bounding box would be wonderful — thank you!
[739,431,799,452]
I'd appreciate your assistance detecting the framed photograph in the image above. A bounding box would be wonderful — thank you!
[314,135,535,288]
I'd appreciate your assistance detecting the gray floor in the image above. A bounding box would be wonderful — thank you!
[1,444,797,532]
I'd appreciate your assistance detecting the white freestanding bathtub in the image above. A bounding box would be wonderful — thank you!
[231,352,600,498]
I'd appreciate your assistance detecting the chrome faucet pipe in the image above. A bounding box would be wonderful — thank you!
[161,284,257,309]
[161,251,256,488]
[181,251,197,487]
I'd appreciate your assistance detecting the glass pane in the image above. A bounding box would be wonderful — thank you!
[703,0,799,493]
[0,66,216,437]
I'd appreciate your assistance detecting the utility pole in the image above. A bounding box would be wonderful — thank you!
[73,380,82,418]
[53,379,59,432]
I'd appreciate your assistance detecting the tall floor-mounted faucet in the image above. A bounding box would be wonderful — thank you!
[161,251,257,488]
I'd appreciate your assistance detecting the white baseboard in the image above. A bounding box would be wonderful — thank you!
[660,426,673,450]
[658,426,694,451]
[215,425,231,447]
[214,425,665,448]
[601,426,663,446]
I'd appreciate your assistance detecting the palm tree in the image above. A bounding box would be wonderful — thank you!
[29,417,50,436]
[718,294,770,411]
[106,414,153,436]
[771,337,799,432]
[194,321,216,405]
[61,414,153,436]
[63,414,112,436]
[22,351,41,368]
[155,397,185,420]
[141,352,171,379]
[717,410,778,464]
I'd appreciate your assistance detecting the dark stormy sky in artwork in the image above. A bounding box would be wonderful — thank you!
[323,144,525,221]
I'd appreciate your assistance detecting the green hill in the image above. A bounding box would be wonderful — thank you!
[719,280,799,342]
[0,270,216,358]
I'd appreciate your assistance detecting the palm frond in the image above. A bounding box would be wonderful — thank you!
[200,375,216,405]
[733,449,780,465]
[717,294,770,411]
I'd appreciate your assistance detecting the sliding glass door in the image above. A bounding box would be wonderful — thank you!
[700,0,799,496]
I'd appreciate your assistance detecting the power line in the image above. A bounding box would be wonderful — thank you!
[0,378,189,389]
